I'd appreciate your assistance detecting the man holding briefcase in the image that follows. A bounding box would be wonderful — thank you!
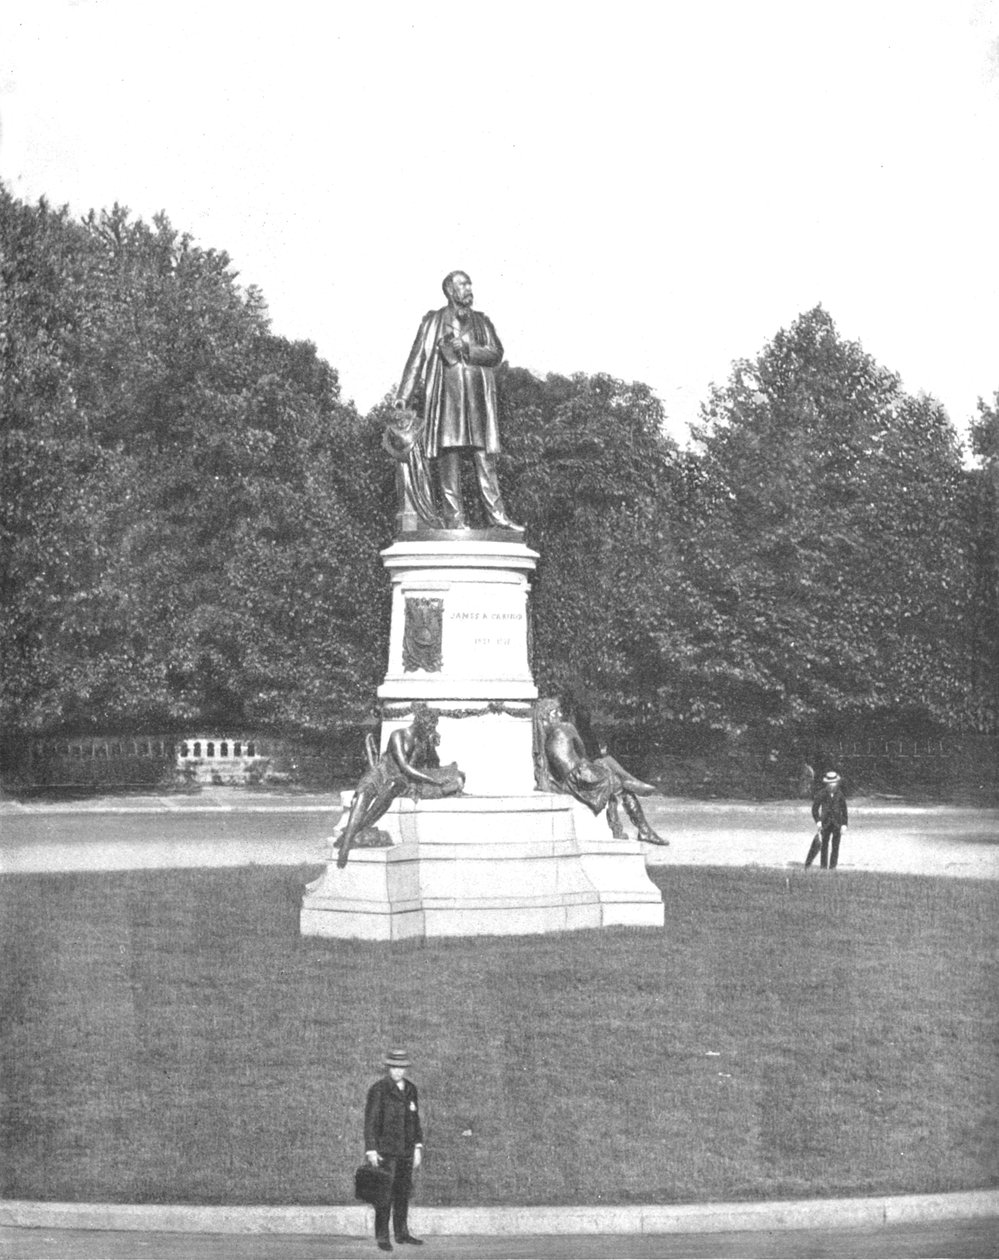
[363,1049,424,1251]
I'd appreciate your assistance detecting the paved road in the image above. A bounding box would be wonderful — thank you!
[1,793,996,879]
[2,1219,997,1259]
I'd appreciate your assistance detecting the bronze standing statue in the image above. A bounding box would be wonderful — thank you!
[336,705,465,868]
[533,699,668,846]
[386,271,523,533]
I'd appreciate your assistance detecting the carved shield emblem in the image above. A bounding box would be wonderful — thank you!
[403,598,443,673]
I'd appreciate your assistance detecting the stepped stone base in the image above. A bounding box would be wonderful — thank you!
[299,793,665,941]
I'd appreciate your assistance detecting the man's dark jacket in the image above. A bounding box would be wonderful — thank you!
[364,1077,424,1156]
[812,787,848,828]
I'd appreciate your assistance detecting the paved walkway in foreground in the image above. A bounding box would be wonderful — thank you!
[1,791,997,879]
[2,1192,997,1257]
[1,1216,997,1258]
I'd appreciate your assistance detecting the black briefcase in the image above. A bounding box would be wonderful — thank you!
[354,1162,392,1204]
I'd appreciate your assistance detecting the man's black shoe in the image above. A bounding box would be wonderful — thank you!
[395,1235,423,1245]
[377,1239,393,1252]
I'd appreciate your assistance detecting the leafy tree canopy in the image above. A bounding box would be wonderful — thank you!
[664,307,977,734]
[0,188,388,739]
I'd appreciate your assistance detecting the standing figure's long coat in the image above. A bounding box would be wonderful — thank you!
[397,306,504,455]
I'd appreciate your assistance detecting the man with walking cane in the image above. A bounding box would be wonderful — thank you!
[806,770,849,869]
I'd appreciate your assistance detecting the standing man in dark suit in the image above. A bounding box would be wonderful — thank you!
[393,271,522,532]
[806,770,849,869]
[364,1049,424,1251]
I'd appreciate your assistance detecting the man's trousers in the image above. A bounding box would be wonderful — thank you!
[373,1154,414,1242]
[806,824,842,869]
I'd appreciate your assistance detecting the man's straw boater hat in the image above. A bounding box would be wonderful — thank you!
[823,771,841,784]
[384,1049,411,1068]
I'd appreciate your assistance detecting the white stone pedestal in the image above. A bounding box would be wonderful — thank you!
[300,794,665,940]
[299,531,666,941]
[376,537,538,795]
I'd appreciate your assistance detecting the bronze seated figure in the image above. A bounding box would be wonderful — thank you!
[336,704,464,868]
[532,698,668,846]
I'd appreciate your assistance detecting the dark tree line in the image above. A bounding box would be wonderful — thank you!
[2,188,995,773]
[1,190,390,749]
[498,310,992,742]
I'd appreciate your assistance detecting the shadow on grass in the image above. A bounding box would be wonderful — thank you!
[1,865,996,1207]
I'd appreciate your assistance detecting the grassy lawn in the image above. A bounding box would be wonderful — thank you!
[1,865,996,1207]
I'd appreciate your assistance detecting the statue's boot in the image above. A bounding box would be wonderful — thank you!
[488,511,525,532]
[623,791,669,845]
[484,498,524,533]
